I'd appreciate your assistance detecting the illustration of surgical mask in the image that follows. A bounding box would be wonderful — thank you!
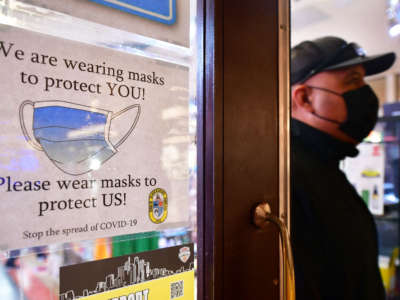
[19,100,141,176]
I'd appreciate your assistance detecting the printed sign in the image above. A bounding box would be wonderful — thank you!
[17,0,190,47]
[0,25,191,250]
[342,143,385,215]
[60,244,195,300]
[89,0,177,25]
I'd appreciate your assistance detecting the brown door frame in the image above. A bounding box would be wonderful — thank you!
[197,0,291,299]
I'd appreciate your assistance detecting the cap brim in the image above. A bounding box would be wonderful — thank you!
[324,52,396,76]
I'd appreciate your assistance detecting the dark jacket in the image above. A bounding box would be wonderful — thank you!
[291,119,385,300]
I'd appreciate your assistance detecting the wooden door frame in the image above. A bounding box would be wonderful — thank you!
[196,0,224,299]
[197,0,291,299]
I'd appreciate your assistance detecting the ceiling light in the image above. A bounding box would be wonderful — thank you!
[388,0,400,36]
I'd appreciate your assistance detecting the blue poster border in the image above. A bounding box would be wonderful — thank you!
[89,0,177,25]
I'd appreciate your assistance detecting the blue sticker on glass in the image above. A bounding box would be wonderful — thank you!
[89,0,176,25]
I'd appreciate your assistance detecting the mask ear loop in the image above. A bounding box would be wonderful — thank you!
[19,100,44,151]
[305,85,343,124]
[111,104,141,148]
[311,112,342,124]
[306,85,342,97]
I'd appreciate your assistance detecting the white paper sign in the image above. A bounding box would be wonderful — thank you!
[342,143,385,215]
[0,25,190,250]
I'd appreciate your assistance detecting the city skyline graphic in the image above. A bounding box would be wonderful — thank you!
[60,244,194,300]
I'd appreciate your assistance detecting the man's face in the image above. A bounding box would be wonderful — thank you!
[291,64,367,144]
[305,64,366,123]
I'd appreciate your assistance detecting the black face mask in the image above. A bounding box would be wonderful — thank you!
[307,85,379,142]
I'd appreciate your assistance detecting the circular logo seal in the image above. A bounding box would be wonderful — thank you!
[148,188,168,224]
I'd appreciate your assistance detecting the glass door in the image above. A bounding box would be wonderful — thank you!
[0,0,201,299]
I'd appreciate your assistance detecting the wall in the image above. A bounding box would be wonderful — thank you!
[291,0,400,104]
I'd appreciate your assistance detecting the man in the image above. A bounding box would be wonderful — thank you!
[291,36,396,300]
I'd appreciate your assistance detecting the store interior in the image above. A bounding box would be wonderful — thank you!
[292,0,400,298]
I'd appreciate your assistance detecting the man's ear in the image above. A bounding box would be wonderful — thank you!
[292,84,313,112]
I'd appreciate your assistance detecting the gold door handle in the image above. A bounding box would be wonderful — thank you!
[253,203,295,300]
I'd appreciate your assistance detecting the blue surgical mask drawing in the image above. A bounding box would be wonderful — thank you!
[19,100,141,176]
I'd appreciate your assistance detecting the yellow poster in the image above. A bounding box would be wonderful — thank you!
[60,244,195,300]
[82,270,194,300]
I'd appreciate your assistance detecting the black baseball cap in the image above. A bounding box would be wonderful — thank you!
[291,36,396,85]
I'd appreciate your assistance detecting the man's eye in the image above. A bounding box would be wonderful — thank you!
[348,77,363,85]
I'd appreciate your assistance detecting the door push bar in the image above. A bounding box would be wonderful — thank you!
[253,203,295,300]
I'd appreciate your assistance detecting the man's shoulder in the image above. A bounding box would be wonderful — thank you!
[291,137,345,190]
[291,138,323,170]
